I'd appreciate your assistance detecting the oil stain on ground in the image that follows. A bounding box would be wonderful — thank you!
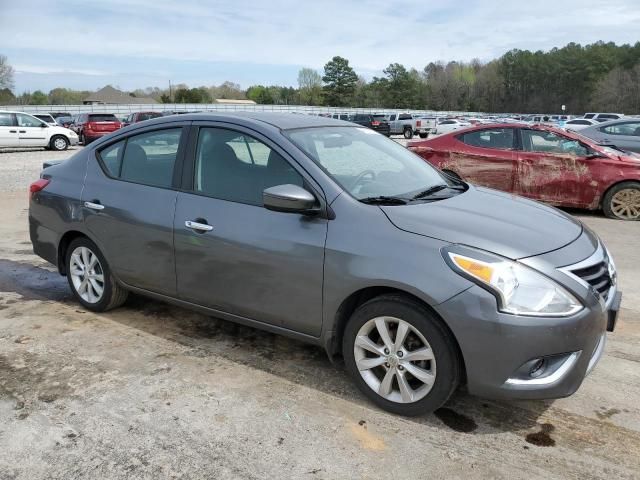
[525,423,556,447]
[434,407,478,433]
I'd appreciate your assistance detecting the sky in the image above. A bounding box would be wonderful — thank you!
[2,0,640,94]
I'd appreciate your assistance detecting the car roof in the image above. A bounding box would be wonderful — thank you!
[130,111,351,130]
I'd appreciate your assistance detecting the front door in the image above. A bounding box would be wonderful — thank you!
[174,125,327,336]
[447,127,516,192]
[514,128,599,208]
[82,126,188,296]
[16,113,49,147]
[0,112,18,147]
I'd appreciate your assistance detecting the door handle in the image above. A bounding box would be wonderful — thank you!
[9,130,17,133]
[185,220,213,232]
[19,130,26,133]
[84,201,105,211]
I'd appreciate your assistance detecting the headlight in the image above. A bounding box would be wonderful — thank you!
[444,247,583,317]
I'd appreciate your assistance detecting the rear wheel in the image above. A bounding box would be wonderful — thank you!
[343,294,460,416]
[50,135,69,151]
[65,237,128,312]
[80,132,86,145]
[403,128,413,139]
[603,181,640,220]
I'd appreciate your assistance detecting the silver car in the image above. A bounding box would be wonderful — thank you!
[578,118,640,153]
[28,113,620,416]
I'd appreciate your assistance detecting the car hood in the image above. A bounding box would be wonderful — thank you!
[380,185,583,259]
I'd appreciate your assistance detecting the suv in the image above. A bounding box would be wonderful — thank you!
[0,110,78,150]
[122,111,163,126]
[351,114,391,136]
[74,113,123,145]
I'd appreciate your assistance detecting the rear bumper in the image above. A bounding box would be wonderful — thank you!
[84,131,115,141]
[433,285,612,400]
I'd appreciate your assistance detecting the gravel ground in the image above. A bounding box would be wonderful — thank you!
[1,145,639,479]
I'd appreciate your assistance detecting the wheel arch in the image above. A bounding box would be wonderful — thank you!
[57,230,91,275]
[326,286,467,382]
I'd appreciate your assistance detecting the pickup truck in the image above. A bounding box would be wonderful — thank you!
[387,113,433,139]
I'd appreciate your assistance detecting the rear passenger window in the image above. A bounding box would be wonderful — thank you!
[98,128,182,188]
[194,128,303,206]
[0,112,13,126]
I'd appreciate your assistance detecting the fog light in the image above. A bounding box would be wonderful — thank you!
[529,358,545,378]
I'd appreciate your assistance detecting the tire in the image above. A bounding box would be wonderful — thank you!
[403,128,413,139]
[65,237,128,312]
[602,181,640,220]
[419,133,428,139]
[50,135,69,151]
[80,133,86,145]
[342,294,460,416]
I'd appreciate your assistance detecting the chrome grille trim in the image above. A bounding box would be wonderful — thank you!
[559,242,617,307]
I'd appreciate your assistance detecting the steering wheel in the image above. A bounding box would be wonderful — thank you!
[350,170,376,190]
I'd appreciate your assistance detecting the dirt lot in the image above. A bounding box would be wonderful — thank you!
[1,147,639,479]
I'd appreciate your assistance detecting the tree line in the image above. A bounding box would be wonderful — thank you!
[2,41,640,113]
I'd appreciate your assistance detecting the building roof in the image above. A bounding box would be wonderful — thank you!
[84,86,157,105]
[214,99,256,105]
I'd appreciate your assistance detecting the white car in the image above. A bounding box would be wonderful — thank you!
[433,119,471,135]
[562,118,599,131]
[583,112,624,122]
[0,110,79,150]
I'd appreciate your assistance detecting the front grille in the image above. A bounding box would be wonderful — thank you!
[571,261,612,300]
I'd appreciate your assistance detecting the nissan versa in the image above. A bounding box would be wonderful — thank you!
[28,113,621,416]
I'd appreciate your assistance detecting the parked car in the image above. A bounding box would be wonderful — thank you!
[351,114,391,136]
[576,118,640,153]
[0,110,78,150]
[563,118,599,131]
[50,112,72,120]
[122,111,163,126]
[331,113,352,121]
[74,113,122,144]
[584,113,624,122]
[386,113,431,139]
[29,113,619,416]
[409,123,640,220]
[55,116,75,128]
[33,113,58,126]
[432,119,471,136]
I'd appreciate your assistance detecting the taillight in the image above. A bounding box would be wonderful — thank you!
[85,122,95,131]
[29,179,50,199]
[371,121,380,126]
[416,120,422,127]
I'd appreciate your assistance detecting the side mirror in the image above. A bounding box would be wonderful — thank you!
[41,123,48,128]
[263,184,318,214]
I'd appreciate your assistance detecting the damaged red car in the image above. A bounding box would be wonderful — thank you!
[409,124,640,220]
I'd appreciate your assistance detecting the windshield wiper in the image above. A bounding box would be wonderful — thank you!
[412,184,449,199]
[359,196,409,205]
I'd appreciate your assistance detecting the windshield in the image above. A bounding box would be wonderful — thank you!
[286,126,453,200]
[138,112,162,121]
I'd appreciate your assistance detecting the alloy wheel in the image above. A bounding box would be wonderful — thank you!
[69,246,105,303]
[353,316,436,403]
[611,188,640,220]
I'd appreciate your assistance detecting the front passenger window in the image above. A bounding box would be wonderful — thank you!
[194,128,303,206]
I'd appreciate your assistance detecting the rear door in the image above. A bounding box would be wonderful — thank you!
[173,123,327,336]
[597,121,640,153]
[448,127,516,192]
[82,124,188,295]
[16,113,49,147]
[0,112,18,147]
[514,128,599,207]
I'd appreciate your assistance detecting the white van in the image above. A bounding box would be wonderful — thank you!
[0,111,78,150]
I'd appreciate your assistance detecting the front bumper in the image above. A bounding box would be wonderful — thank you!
[69,136,79,146]
[434,284,614,400]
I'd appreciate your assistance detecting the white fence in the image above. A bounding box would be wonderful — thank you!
[0,103,486,118]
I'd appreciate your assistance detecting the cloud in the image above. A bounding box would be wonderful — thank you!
[13,64,110,76]
[3,0,640,92]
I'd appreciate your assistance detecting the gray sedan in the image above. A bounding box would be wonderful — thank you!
[578,117,640,153]
[28,113,620,416]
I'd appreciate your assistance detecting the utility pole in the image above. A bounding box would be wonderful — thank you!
[169,80,173,103]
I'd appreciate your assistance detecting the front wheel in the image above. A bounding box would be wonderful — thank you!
[65,237,128,312]
[403,128,413,139]
[343,294,460,416]
[603,181,640,220]
[50,135,69,151]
